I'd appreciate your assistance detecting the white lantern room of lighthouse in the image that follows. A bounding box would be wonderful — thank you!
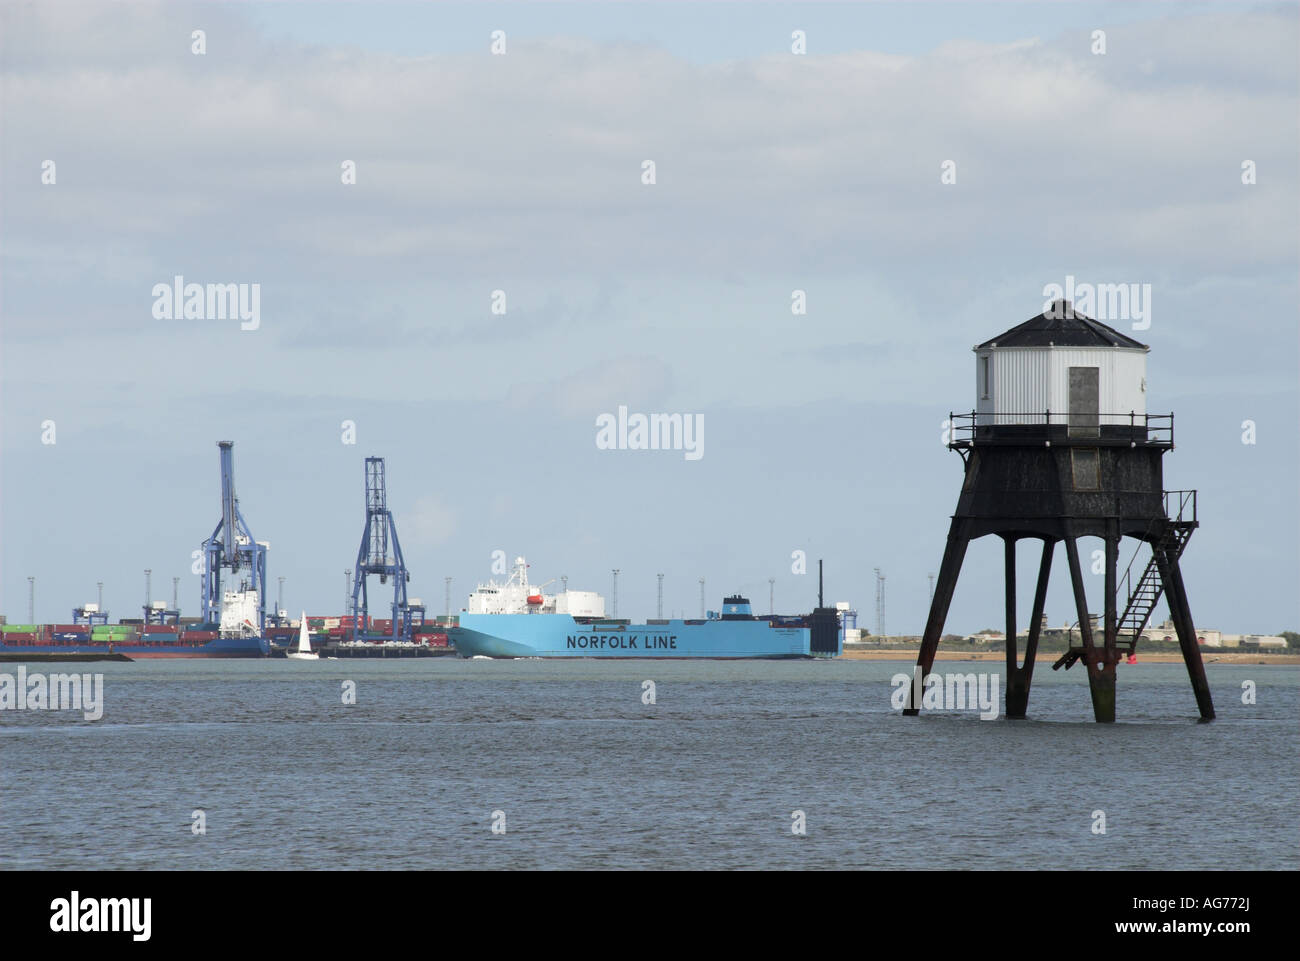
[974,330,1149,429]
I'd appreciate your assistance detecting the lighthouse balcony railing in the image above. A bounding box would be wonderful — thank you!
[1164,489,1197,526]
[948,411,1174,448]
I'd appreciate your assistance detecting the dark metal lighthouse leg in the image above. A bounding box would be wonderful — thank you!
[1007,537,1053,719]
[1065,534,1115,723]
[1104,525,1118,667]
[1154,547,1216,721]
[1003,536,1017,717]
[904,518,971,716]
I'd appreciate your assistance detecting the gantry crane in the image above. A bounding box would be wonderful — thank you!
[349,457,425,641]
[200,441,269,638]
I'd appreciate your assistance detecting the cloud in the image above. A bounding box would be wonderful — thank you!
[402,494,457,547]
[505,354,673,417]
[3,2,1295,295]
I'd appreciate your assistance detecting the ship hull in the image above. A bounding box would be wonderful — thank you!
[0,636,269,658]
[450,614,835,659]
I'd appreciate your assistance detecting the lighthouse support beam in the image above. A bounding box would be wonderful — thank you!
[1104,523,1119,666]
[1065,531,1115,723]
[904,517,971,716]
[1006,536,1054,719]
[1153,545,1216,721]
[1003,536,1017,715]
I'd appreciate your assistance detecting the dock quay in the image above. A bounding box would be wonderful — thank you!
[320,643,454,659]
[0,652,133,663]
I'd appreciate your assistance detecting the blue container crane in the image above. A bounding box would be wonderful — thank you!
[72,605,109,626]
[199,441,268,637]
[350,457,424,642]
[142,603,181,626]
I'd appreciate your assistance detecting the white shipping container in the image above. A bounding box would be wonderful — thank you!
[555,591,606,618]
[1242,635,1287,648]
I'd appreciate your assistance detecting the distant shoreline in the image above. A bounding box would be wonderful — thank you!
[840,649,1299,665]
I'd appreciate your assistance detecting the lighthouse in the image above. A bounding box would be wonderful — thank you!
[906,301,1214,722]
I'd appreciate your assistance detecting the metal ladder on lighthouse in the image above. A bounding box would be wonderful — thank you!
[1114,490,1198,655]
[1054,490,1197,670]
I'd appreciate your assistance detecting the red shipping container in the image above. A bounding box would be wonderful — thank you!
[142,624,178,633]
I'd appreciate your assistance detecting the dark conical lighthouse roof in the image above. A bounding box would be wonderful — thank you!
[978,301,1148,350]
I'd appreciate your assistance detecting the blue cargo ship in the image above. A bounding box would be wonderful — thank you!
[451,612,820,658]
[0,635,268,658]
[449,562,840,659]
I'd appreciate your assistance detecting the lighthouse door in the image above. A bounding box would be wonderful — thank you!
[1068,366,1100,437]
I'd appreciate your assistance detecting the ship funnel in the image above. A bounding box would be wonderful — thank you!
[721,595,753,620]
[810,560,839,655]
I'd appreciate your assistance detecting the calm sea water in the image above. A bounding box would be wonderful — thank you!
[1,658,1295,870]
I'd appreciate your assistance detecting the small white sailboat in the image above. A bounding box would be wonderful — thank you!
[286,611,319,660]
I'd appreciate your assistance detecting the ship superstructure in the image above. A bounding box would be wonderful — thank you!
[465,556,605,617]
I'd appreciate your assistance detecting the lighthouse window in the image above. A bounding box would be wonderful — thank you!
[980,356,990,399]
[1071,449,1100,490]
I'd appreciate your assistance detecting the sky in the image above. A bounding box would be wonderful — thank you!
[1,1,1296,635]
